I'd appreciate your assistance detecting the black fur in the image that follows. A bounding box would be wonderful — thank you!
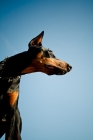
[0,62,22,140]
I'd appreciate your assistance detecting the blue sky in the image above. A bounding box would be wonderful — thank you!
[0,0,93,140]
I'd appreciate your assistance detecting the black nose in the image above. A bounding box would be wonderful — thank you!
[67,64,72,72]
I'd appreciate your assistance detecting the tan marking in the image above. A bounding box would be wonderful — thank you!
[36,51,43,58]
[6,91,18,107]
[2,118,6,122]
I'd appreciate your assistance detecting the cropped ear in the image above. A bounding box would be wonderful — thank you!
[28,31,44,48]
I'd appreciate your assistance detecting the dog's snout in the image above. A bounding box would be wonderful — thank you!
[67,64,72,72]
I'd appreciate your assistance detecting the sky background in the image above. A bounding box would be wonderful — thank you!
[0,0,93,140]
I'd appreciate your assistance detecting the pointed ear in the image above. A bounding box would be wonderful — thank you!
[28,31,44,48]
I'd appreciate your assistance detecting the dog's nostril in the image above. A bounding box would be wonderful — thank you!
[67,64,72,72]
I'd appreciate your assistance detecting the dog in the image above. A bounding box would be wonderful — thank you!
[0,31,72,140]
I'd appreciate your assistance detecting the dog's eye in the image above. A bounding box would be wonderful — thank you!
[44,51,50,58]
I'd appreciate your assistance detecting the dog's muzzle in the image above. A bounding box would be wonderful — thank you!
[45,63,72,75]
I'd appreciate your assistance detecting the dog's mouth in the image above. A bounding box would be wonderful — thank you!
[45,64,68,75]
[45,64,55,70]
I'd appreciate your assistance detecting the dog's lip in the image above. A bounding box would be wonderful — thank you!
[45,64,67,75]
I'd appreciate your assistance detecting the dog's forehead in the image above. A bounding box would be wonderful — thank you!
[28,45,56,58]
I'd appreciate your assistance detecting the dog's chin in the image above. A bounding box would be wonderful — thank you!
[45,64,67,75]
[54,69,67,75]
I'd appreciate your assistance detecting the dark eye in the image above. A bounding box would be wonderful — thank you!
[44,51,50,57]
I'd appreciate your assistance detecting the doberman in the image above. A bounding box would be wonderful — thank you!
[0,31,72,140]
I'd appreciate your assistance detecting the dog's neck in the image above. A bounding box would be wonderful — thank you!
[0,51,32,79]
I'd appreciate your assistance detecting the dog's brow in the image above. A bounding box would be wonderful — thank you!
[48,50,56,58]
[41,46,56,58]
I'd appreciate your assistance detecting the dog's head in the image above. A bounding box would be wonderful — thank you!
[21,31,72,75]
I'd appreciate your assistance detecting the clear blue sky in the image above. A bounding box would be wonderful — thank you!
[0,0,93,140]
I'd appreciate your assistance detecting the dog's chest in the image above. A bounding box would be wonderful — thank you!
[6,76,20,107]
[0,76,20,107]
[6,91,19,107]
